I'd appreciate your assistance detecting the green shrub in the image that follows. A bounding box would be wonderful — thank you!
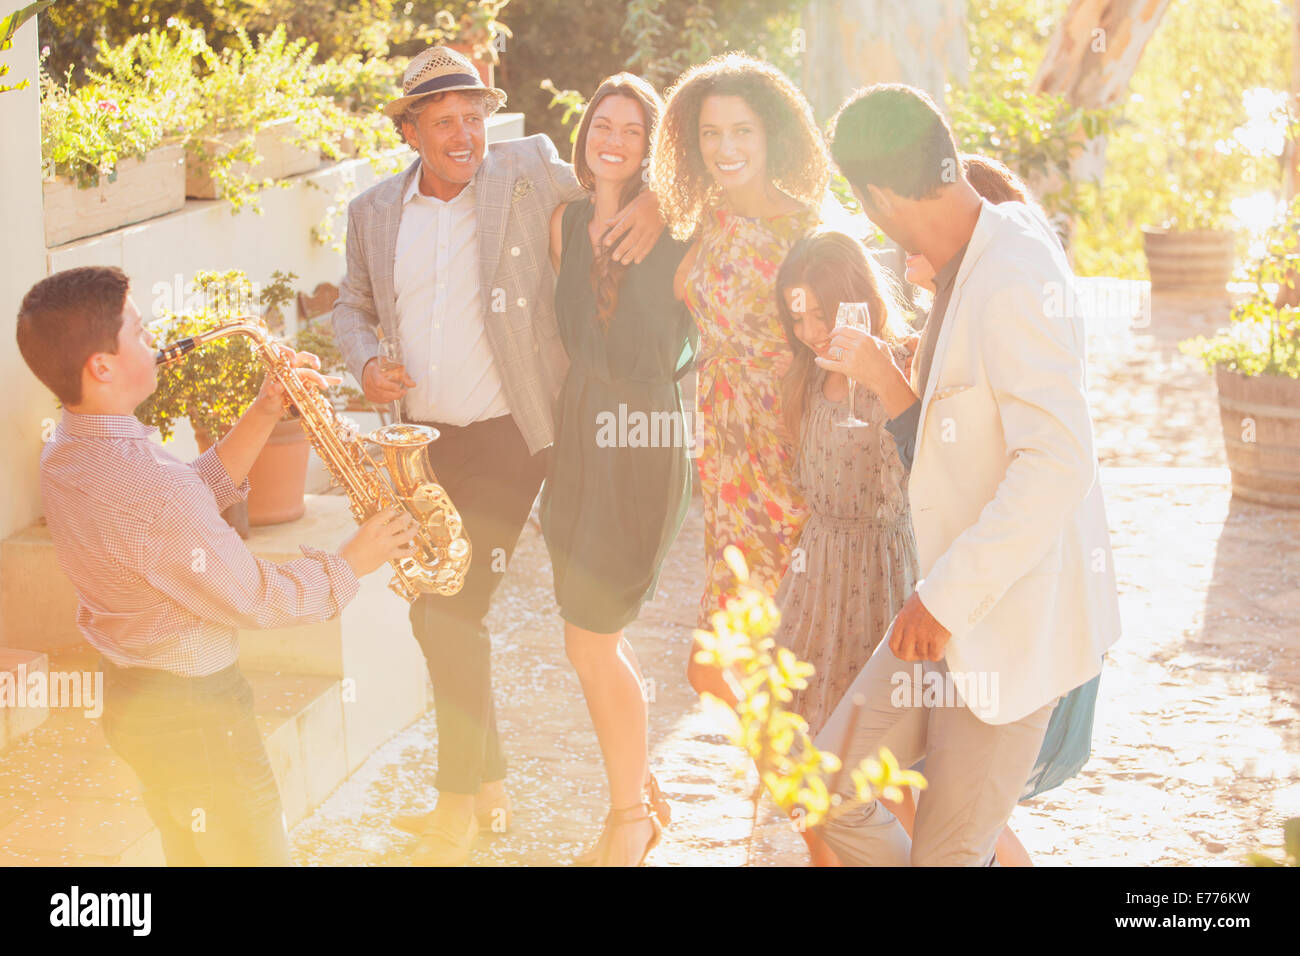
[950,87,1109,231]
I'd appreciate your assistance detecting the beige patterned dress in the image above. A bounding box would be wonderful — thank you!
[773,368,920,736]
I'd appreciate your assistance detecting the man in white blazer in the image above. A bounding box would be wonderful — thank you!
[810,84,1121,866]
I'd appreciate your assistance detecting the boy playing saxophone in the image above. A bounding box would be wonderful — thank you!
[14,266,417,865]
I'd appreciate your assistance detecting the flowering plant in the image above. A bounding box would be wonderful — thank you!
[693,546,925,856]
[1182,194,1300,379]
[39,69,166,188]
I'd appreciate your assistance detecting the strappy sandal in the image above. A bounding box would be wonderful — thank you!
[646,772,671,827]
[575,774,671,864]
[575,802,662,867]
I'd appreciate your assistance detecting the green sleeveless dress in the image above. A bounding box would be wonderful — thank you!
[539,198,697,634]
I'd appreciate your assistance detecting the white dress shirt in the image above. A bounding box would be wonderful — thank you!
[393,175,510,425]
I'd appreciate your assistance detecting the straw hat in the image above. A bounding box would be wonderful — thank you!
[384,45,507,119]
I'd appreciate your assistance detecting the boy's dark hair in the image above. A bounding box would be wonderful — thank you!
[829,83,960,201]
[16,266,131,406]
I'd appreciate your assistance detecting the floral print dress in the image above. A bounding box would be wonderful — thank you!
[683,203,820,628]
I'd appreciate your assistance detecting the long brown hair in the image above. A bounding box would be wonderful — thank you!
[962,153,1033,203]
[650,52,829,241]
[571,73,663,329]
[775,232,910,444]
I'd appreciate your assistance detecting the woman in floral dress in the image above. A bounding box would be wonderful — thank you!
[652,52,829,701]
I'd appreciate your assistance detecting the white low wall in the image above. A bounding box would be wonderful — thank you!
[0,21,55,647]
[39,111,527,493]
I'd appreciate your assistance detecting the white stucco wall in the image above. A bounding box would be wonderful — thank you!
[0,21,55,545]
[1,101,524,534]
[40,112,524,475]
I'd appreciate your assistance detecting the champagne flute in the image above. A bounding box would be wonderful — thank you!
[834,302,872,429]
[378,336,405,423]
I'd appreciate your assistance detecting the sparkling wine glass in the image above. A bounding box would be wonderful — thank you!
[834,302,871,429]
[378,336,405,423]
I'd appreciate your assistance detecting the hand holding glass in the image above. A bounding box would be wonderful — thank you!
[378,338,406,422]
[834,302,871,429]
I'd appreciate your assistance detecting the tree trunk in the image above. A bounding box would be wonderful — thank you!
[1030,0,1173,248]
[801,0,968,121]
[1032,0,1173,108]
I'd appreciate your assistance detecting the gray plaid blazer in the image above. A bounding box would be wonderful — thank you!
[331,134,586,455]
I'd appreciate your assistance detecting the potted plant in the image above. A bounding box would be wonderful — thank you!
[1136,48,1262,296]
[181,26,328,207]
[293,318,366,412]
[39,64,184,247]
[136,269,313,530]
[1141,206,1241,298]
[310,53,406,160]
[1182,196,1300,508]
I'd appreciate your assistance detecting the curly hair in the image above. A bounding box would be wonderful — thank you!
[569,73,663,330]
[650,52,830,240]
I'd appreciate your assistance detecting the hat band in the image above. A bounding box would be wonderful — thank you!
[405,72,483,98]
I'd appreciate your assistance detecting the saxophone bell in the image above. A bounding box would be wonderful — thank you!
[367,423,472,596]
[153,317,471,600]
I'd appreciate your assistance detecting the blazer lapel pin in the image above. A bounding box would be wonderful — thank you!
[512,178,533,202]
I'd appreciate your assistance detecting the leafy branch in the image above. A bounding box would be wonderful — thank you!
[693,546,925,861]
[0,0,53,94]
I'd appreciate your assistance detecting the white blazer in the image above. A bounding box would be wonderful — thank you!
[910,199,1122,724]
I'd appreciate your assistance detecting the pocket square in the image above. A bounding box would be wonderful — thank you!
[933,383,974,401]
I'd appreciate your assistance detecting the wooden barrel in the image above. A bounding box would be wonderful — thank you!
[1215,368,1300,509]
[1142,228,1236,294]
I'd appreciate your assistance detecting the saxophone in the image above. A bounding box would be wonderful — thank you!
[155,316,471,601]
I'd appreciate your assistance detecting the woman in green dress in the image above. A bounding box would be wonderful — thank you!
[539,73,696,867]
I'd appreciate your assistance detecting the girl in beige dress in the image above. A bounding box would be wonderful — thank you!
[773,230,918,736]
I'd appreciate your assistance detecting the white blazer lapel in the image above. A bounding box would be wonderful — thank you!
[915,199,1001,450]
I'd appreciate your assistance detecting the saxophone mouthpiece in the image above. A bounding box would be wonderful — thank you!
[154,337,198,366]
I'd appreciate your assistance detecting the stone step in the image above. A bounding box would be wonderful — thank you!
[0,647,347,866]
[1,494,429,774]
[0,647,49,751]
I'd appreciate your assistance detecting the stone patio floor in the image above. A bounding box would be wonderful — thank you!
[289,283,1300,867]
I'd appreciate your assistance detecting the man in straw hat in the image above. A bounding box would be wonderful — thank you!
[333,45,666,866]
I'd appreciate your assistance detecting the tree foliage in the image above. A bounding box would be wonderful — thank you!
[962,0,1292,278]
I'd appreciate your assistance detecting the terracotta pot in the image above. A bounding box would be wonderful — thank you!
[245,417,310,526]
[1142,227,1237,295]
[1214,368,1300,509]
[195,418,309,526]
